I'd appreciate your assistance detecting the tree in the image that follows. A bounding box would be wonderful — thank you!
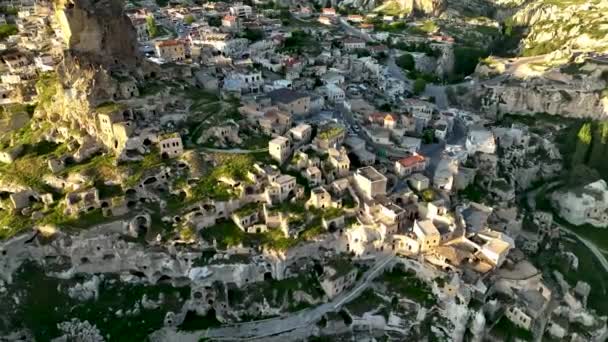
[243,28,264,42]
[184,15,195,25]
[422,129,435,144]
[146,16,158,38]
[585,121,608,179]
[413,78,427,95]
[379,103,392,112]
[572,122,592,166]
[208,16,221,27]
[453,47,488,79]
[396,53,415,71]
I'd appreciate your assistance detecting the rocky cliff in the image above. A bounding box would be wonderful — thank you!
[480,83,608,119]
[34,0,148,138]
[510,0,608,55]
[338,0,446,15]
[55,0,142,69]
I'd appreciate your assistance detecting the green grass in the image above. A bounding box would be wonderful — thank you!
[95,101,126,115]
[188,154,255,202]
[0,24,17,40]
[346,288,385,317]
[378,268,436,306]
[200,220,247,248]
[490,316,533,341]
[0,209,32,240]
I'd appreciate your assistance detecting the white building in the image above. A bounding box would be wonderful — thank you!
[343,38,366,51]
[229,4,252,18]
[465,127,496,155]
[322,84,345,103]
[395,153,427,177]
[413,219,440,252]
[269,136,291,164]
[552,180,608,227]
[354,166,387,199]
[289,123,312,142]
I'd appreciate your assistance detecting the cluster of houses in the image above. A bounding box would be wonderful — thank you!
[0,1,60,106]
[0,0,606,339]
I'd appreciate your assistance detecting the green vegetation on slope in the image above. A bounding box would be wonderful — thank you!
[0,24,17,39]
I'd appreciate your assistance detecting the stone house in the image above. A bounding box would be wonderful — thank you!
[466,127,497,155]
[230,69,263,94]
[354,166,387,199]
[288,123,312,143]
[314,124,345,150]
[259,110,291,136]
[505,305,533,330]
[392,234,420,255]
[551,179,608,227]
[327,147,350,179]
[413,219,440,252]
[199,121,241,146]
[304,166,322,187]
[268,174,297,203]
[319,257,358,299]
[231,203,261,232]
[433,157,458,191]
[307,187,335,209]
[159,133,183,159]
[155,40,186,62]
[267,88,311,116]
[130,17,149,42]
[395,153,427,177]
[221,15,239,30]
[65,188,100,216]
[118,80,139,99]
[268,136,291,164]
[409,173,430,192]
[371,200,406,234]
[343,37,365,51]
[320,84,345,103]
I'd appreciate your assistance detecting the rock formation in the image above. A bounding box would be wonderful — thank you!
[55,0,142,69]
[476,57,608,120]
[510,0,608,55]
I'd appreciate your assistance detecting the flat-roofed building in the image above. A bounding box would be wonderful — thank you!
[413,219,440,252]
[354,166,387,199]
[268,136,291,163]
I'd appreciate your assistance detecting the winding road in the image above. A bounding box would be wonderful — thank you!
[149,254,396,341]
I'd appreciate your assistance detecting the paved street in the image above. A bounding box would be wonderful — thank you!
[149,254,396,342]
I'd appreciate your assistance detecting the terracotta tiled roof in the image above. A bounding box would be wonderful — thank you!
[398,154,426,168]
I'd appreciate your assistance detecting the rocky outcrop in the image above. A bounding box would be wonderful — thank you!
[338,0,445,15]
[510,0,608,55]
[480,84,608,119]
[477,57,608,119]
[400,0,446,15]
[33,0,156,145]
[55,0,142,69]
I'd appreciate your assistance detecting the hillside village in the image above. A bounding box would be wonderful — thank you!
[0,0,607,341]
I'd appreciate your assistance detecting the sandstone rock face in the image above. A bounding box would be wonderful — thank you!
[511,0,608,54]
[477,57,608,120]
[400,0,445,15]
[480,84,608,119]
[338,0,445,15]
[56,0,142,69]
